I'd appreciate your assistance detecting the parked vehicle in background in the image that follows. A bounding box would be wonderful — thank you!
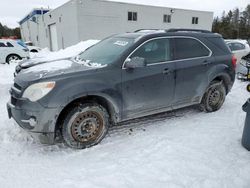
[0,39,30,64]
[225,39,250,63]
[7,29,235,149]
[24,41,41,53]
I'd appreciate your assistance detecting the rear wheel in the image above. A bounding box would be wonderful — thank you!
[6,54,21,64]
[200,81,226,112]
[62,103,110,149]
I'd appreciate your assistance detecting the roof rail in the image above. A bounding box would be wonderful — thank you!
[166,29,212,33]
[134,29,165,33]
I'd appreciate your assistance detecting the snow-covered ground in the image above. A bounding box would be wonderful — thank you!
[0,42,250,188]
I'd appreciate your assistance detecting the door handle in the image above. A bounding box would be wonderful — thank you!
[163,68,171,75]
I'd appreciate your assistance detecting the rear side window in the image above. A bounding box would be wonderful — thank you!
[174,38,210,60]
[0,42,5,47]
[228,42,245,51]
[0,42,14,47]
[130,38,173,64]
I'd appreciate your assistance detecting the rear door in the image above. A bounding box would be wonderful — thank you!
[173,37,212,106]
[121,38,175,120]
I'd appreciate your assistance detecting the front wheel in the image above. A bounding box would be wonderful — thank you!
[6,54,21,64]
[62,103,110,149]
[200,81,226,112]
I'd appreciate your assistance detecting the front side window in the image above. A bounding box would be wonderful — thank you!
[128,12,137,21]
[78,37,135,65]
[130,38,173,64]
[7,42,14,47]
[174,38,210,60]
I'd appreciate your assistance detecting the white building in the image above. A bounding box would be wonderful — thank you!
[19,0,214,51]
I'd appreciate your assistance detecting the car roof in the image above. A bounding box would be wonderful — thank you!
[116,32,219,41]
[115,29,221,40]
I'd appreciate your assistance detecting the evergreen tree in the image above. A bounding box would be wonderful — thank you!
[212,4,250,39]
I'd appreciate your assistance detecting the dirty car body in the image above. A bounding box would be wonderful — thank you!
[7,30,235,145]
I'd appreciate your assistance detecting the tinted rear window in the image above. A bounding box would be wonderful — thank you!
[174,38,210,60]
[207,37,231,53]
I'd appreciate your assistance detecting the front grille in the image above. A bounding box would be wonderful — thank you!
[15,65,22,75]
[14,83,22,90]
[10,82,23,100]
[11,97,17,106]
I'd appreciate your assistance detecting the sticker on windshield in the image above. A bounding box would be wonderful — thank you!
[114,41,129,46]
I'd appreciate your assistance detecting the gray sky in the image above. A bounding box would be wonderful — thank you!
[0,0,249,28]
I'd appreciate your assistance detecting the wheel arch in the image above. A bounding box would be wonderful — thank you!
[30,49,38,53]
[210,73,232,94]
[5,53,21,63]
[55,94,119,136]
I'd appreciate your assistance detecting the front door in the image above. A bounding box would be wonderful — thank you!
[121,38,175,120]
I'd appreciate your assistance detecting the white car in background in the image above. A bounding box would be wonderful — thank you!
[225,39,250,63]
[0,39,30,64]
[24,41,41,53]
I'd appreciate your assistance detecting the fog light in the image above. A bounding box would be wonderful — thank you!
[21,117,37,127]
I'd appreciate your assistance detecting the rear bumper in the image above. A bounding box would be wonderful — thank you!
[7,101,59,145]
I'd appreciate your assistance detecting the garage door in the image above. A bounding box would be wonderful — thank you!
[49,24,58,51]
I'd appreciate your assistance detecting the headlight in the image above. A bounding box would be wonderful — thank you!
[22,81,55,102]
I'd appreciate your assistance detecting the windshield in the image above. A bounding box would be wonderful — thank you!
[17,40,28,49]
[78,37,135,65]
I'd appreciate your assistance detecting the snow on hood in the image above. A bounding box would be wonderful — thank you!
[16,39,101,75]
[22,59,74,74]
[73,56,107,68]
[29,40,100,62]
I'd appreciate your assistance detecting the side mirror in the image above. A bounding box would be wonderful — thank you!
[124,57,146,69]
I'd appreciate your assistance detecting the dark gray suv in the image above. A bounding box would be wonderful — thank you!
[7,29,236,149]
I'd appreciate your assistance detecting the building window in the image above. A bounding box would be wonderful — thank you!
[163,14,171,23]
[128,12,137,21]
[192,17,199,24]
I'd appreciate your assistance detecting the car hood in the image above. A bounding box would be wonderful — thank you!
[15,57,107,83]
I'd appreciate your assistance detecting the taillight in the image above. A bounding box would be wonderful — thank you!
[232,55,237,69]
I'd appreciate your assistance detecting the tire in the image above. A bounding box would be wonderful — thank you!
[6,54,21,64]
[62,103,110,149]
[200,81,226,112]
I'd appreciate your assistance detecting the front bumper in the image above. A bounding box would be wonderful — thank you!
[7,100,59,145]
